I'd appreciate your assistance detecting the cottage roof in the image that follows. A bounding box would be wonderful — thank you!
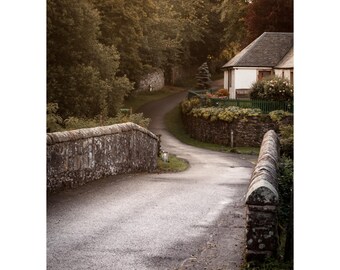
[275,48,293,69]
[222,32,293,68]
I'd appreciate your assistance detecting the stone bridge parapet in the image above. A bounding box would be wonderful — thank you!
[47,122,159,193]
[245,130,280,261]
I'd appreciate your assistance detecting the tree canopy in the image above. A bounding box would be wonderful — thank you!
[47,0,294,119]
[245,0,294,43]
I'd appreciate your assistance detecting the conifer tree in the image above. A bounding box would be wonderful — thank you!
[196,62,212,89]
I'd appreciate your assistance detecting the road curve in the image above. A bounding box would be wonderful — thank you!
[47,90,256,270]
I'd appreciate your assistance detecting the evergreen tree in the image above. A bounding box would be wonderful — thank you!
[196,62,212,89]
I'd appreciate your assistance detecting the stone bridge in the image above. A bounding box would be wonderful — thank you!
[47,90,281,269]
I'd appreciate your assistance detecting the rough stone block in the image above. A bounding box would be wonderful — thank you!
[47,123,159,193]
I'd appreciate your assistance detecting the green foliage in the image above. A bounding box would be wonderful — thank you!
[63,113,150,131]
[269,110,293,158]
[244,0,293,44]
[184,105,262,123]
[48,0,229,119]
[250,76,293,102]
[47,103,151,132]
[63,117,99,130]
[196,62,212,89]
[215,0,249,60]
[47,0,134,119]
[278,156,293,226]
[166,105,260,156]
[157,154,189,173]
[217,0,293,57]
[47,0,294,122]
[109,113,150,129]
[124,85,187,112]
[269,110,293,122]
[180,98,201,114]
[279,124,294,159]
[92,0,211,81]
[47,103,64,132]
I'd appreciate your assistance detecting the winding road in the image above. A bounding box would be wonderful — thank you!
[47,89,257,270]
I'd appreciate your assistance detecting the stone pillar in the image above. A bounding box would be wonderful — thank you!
[245,130,280,261]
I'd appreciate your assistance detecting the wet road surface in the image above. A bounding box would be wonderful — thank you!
[47,90,256,270]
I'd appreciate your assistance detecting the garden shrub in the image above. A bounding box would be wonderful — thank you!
[205,88,229,100]
[250,76,293,102]
[215,88,229,97]
[47,106,151,132]
[109,112,150,129]
[47,103,64,132]
[279,124,294,159]
[180,98,201,114]
[187,106,262,122]
[64,113,150,131]
[63,117,99,130]
[269,110,293,122]
[278,156,293,225]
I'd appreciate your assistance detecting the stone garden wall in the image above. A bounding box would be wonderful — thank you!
[47,122,159,193]
[245,130,280,261]
[182,114,292,147]
[165,65,198,85]
[137,68,165,92]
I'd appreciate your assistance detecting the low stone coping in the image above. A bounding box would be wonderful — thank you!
[246,130,280,206]
[47,122,158,145]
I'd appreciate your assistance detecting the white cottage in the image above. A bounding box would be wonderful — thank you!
[222,32,293,99]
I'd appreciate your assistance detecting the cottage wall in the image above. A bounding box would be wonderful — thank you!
[274,69,293,83]
[223,70,228,90]
[234,68,257,90]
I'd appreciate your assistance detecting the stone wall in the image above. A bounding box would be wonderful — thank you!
[165,65,198,85]
[182,114,292,147]
[245,130,280,261]
[47,122,159,193]
[137,68,165,92]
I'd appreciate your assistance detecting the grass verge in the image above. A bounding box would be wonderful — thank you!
[164,105,260,155]
[156,154,189,173]
[123,85,187,112]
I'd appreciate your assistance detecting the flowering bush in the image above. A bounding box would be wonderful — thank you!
[250,76,293,101]
[215,88,229,97]
[205,88,229,99]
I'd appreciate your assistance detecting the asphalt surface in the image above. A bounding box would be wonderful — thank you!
[47,88,257,270]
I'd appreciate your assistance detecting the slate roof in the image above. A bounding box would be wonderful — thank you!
[275,48,293,69]
[222,32,293,68]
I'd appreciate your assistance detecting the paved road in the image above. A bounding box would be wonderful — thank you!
[47,90,256,270]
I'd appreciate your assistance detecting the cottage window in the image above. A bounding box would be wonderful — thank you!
[258,70,272,80]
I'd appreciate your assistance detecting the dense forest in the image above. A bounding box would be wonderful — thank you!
[47,0,293,119]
